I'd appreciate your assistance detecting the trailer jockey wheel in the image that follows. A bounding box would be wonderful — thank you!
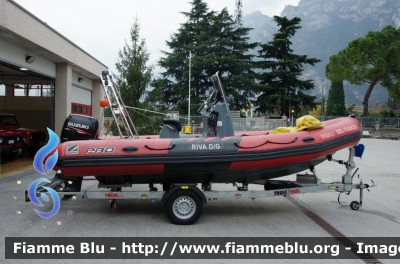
[165,190,203,225]
[350,201,360,210]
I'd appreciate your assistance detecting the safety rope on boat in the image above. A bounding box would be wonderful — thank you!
[234,137,298,149]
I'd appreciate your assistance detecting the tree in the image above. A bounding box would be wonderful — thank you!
[255,16,320,116]
[204,8,260,111]
[326,80,348,116]
[115,17,153,111]
[153,0,214,113]
[308,104,325,117]
[326,25,400,117]
[111,17,159,135]
[151,0,259,114]
[387,97,399,110]
[347,104,356,115]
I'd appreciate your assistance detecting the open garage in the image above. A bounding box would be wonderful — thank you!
[0,0,107,179]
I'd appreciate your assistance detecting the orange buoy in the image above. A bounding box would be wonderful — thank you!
[100,99,109,107]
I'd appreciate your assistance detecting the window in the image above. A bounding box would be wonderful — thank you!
[13,84,54,97]
[1,115,19,126]
[14,84,27,96]
[71,103,92,116]
[0,84,5,96]
[28,85,41,97]
[42,85,54,97]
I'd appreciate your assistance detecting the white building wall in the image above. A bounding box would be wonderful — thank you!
[71,71,92,106]
[0,0,107,134]
[71,86,91,105]
[0,39,56,77]
[71,72,92,91]
[0,0,106,77]
[91,80,103,123]
[55,63,71,135]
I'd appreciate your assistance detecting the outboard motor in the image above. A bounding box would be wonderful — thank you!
[60,114,99,143]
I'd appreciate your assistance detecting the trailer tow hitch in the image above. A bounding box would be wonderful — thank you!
[327,144,377,210]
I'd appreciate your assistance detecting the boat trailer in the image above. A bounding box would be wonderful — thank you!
[26,145,376,225]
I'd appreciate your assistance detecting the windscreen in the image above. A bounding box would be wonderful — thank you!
[1,115,19,126]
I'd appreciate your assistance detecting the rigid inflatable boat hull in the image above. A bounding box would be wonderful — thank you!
[53,117,362,185]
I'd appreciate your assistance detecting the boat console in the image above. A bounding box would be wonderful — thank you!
[197,73,235,138]
[159,72,235,139]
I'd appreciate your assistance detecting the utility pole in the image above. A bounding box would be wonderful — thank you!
[317,78,326,121]
[289,100,292,127]
[188,51,191,125]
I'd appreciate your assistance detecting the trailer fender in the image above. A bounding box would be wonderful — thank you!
[162,185,207,205]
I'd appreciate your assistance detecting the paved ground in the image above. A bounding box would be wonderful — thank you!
[0,156,34,180]
[0,138,399,264]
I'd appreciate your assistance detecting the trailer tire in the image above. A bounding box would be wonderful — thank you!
[350,201,360,210]
[165,190,203,225]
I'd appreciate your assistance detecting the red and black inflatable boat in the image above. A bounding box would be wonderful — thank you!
[28,71,374,226]
[50,72,362,191]
[54,115,362,187]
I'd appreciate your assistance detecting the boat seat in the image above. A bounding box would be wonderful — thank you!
[163,119,182,132]
[160,119,182,138]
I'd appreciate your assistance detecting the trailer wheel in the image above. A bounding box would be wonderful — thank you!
[350,201,360,210]
[165,190,203,225]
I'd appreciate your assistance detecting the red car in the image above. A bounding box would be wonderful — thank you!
[0,113,46,157]
[0,130,23,161]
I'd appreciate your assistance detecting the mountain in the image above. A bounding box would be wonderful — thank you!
[243,0,400,107]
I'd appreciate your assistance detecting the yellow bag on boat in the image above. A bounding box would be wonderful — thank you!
[296,115,324,131]
[270,127,297,134]
[270,115,324,134]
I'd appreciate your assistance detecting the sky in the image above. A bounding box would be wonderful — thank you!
[14,0,300,76]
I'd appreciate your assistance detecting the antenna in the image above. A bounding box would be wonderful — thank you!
[234,0,243,27]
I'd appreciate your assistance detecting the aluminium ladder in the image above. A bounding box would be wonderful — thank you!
[100,70,139,139]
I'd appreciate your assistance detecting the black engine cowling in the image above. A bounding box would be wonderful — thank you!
[60,114,99,143]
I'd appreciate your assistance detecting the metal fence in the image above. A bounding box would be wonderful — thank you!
[103,115,400,136]
[183,116,400,130]
[186,115,400,134]
[178,116,287,132]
